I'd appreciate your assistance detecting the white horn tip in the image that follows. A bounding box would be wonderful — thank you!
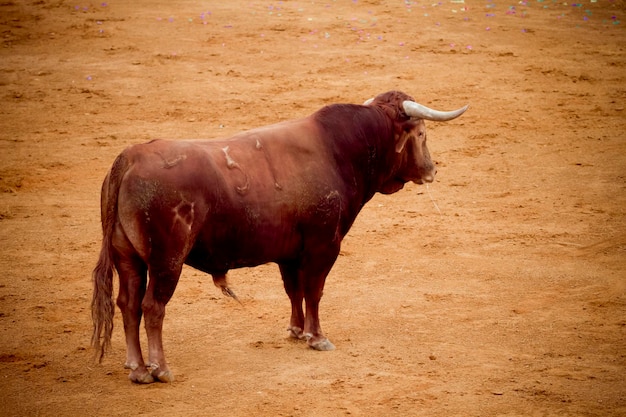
[403,101,469,121]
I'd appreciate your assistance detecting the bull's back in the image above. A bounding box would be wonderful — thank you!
[189,123,346,270]
[115,122,346,271]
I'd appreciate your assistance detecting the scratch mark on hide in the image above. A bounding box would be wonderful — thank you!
[172,200,195,233]
[158,153,187,169]
[328,190,342,239]
[222,146,237,169]
[254,138,282,190]
[317,190,342,241]
[221,146,250,194]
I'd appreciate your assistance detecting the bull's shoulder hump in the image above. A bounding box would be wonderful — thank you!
[227,116,316,139]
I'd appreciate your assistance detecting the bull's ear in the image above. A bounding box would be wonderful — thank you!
[395,133,409,153]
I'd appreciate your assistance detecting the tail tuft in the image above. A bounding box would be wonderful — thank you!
[91,248,115,362]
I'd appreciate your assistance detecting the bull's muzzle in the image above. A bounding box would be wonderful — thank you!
[415,173,435,185]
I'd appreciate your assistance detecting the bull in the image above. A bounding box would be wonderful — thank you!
[91,90,468,383]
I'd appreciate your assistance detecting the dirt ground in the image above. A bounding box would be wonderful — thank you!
[1,0,625,415]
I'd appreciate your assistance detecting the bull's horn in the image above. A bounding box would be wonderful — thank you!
[363,98,374,105]
[403,101,469,121]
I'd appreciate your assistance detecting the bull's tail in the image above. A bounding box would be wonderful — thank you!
[91,153,130,363]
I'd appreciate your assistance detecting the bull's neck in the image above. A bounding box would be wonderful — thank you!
[315,105,397,207]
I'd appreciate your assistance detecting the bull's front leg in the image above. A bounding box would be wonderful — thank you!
[300,246,339,351]
[279,263,306,340]
[302,273,335,351]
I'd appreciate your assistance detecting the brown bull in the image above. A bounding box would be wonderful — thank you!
[91,90,468,383]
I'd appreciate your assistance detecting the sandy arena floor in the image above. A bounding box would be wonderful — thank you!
[0,1,625,415]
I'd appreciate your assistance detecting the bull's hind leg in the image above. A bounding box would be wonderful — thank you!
[142,258,183,383]
[279,262,306,340]
[116,256,152,383]
[112,225,153,384]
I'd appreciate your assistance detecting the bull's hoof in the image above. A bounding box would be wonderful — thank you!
[128,368,155,384]
[153,369,175,383]
[148,363,174,383]
[287,326,306,340]
[306,335,336,351]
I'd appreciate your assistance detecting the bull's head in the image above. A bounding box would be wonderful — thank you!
[364,91,468,194]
